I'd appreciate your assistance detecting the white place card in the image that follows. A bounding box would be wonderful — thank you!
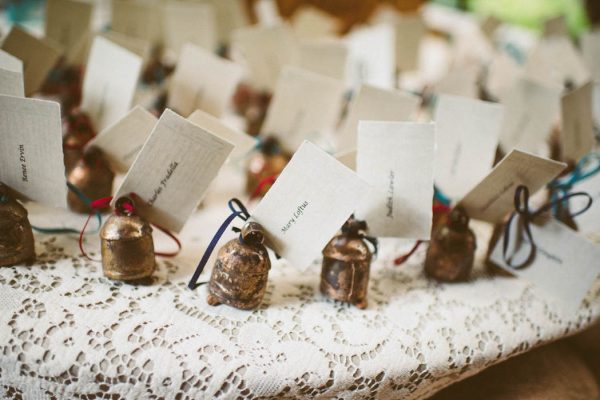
[338,84,420,152]
[1,26,62,96]
[203,0,248,45]
[111,0,163,44]
[87,105,157,173]
[114,109,234,232]
[581,30,600,83]
[163,1,217,55]
[251,141,369,269]
[293,39,348,81]
[0,50,24,97]
[498,77,561,155]
[434,66,479,98]
[434,95,504,200]
[45,0,93,60]
[346,24,396,90]
[561,82,595,163]
[490,218,600,314]
[459,150,566,224]
[356,121,435,239]
[394,13,426,72]
[81,36,143,132]
[168,43,243,118]
[0,95,66,208]
[291,6,338,39]
[263,66,345,152]
[231,24,297,92]
[486,51,523,101]
[188,109,256,160]
[100,30,152,64]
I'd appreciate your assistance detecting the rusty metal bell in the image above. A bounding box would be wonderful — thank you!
[321,217,372,309]
[207,222,271,310]
[67,147,115,214]
[245,137,290,197]
[0,184,35,267]
[100,197,155,281]
[425,206,476,282]
[63,109,96,173]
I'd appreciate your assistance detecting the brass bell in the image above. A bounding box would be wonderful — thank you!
[63,109,96,173]
[425,206,476,282]
[67,147,115,214]
[245,137,291,198]
[207,222,271,310]
[100,197,155,281]
[321,217,373,309]
[0,184,35,267]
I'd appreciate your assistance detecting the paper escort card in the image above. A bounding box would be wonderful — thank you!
[561,82,594,163]
[573,171,600,235]
[346,24,396,90]
[114,109,234,232]
[168,43,243,118]
[293,39,348,81]
[291,6,338,39]
[581,31,600,83]
[1,26,62,96]
[262,66,345,152]
[355,121,434,239]
[0,95,66,208]
[87,106,157,173]
[188,109,256,160]
[163,1,217,55]
[486,51,523,101]
[459,150,566,224]
[100,30,151,64]
[434,66,479,99]
[231,24,297,92]
[338,84,420,152]
[45,0,93,60]
[499,77,561,155]
[0,50,24,97]
[251,141,369,269]
[490,219,600,314]
[81,36,142,132]
[111,0,163,44]
[434,95,504,200]
[203,0,248,45]
[394,13,426,72]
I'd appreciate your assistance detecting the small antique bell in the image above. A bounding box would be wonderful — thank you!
[424,206,476,282]
[67,147,115,214]
[63,109,96,173]
[207,222,271,310]
[0,184,35,267]
[245,137,291,197]
[100,197,155,281]
[321,217,373,309]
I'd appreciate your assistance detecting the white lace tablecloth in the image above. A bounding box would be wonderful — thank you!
[1,165,599,400]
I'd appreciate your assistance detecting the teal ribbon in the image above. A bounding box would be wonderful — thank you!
[31,182,103,235]
[548,153,600,215]
[434,186,452,207]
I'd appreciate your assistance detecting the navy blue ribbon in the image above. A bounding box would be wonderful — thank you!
[188,198,250,290]
[502,185,592,269]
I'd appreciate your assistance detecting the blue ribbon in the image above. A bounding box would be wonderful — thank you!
[31,182,103,235]
[548,152,600,215]
[188,198,250,290]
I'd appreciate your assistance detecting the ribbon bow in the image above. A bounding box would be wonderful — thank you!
[549,153,600,214]
[188,198,250,290]
[502,185,592,269]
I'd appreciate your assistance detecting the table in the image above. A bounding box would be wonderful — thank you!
[1,165,599,399]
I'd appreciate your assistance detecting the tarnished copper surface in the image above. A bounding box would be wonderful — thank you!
[63,109,96,173]
[245,137,290,197]
[100,198,155,281]
[67,148,115,214]
[425,207,476,282]
[321,218,372,309]
[0,184,35,267]
[207,222,271,310]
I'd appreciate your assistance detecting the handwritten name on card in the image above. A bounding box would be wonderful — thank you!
[263,66,345,152]
[434,95,504,200]
[251,141,369,269]
[459,150,566,224]
[81,36,142,132]
[490,218,600,314]
[114,109,233,232]
[168,43,243,118]
[0,95,66,208]
[87,106,157,173]
[356,121,434,239]
[338,84,420,152]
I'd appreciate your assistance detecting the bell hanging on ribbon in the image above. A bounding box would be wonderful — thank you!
[67,147,115,214]
[63,109,96,173]
[424,206,476,282]
[100,196,155,281]
[321,217,374,309]
[207,222,271,310]
[0,184,35,267]
[245,137,290,198]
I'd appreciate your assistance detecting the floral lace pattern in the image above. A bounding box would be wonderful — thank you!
[1,200,599,400]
